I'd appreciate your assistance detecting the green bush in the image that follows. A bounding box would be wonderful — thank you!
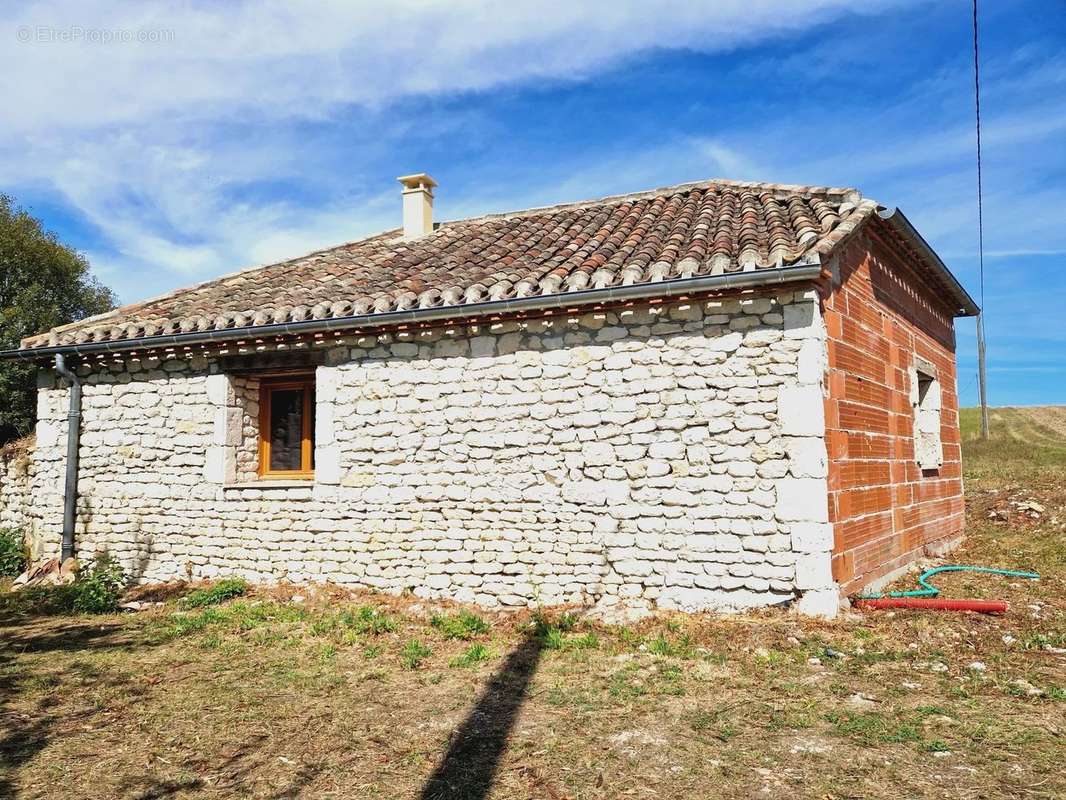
[401,639,432,669]
[0,528,27,577]
[341,605,397,635]
[529,609,579,648]
[69,555,126,614]
[180,578,249,609]
[0,553,125,615]
[430,609,490,640]
[449,643,494,668]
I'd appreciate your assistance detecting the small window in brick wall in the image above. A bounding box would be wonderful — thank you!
[911,358,943,472]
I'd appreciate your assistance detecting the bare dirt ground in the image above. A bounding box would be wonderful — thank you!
[1,407,1063,799]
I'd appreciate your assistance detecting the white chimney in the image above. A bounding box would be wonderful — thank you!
[397,173,437,240]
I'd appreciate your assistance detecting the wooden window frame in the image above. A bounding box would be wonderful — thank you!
[258,375,315,479]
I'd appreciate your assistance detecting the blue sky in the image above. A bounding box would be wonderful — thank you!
[2,1,1063,406]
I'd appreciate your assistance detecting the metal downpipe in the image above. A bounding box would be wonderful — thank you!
[53,354,82,562]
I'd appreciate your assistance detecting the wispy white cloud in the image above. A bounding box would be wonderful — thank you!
[2,0,917,134]
[0,0,925,299]
[674,45,1066,261]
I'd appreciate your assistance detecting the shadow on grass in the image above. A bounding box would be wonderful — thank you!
[0,611,142,799]
[115,729,325,800]
[420,634,545,800]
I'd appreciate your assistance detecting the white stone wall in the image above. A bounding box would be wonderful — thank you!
[28,290,837,615]
[0,439,32,535]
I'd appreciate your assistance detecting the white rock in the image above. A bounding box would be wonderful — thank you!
[783,301,823,340]
[794,553,833,591]
[785,437,828,479]
[795,588,839,619]
[561,480,630,506]
[777,386,826,437]
[790,522,833,554]
[776,478,829,523]
[582,442,616,466]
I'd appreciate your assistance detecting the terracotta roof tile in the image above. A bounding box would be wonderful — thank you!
[26,178,876,349]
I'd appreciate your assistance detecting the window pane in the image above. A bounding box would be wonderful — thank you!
[268,388,305,471]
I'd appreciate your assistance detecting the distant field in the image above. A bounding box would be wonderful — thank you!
[961,405,1066,482]
[960,404,1066,445]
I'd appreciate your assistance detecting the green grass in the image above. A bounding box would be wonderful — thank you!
[341,605,397,635]
[607,664,648,701]
[960,406,1066,480]
[646,632,695,659]
[529,609,584,649]
[429,609,489,640]
[146,600,309,642]
[180,578,249,609]
[400,639,432,670]
[824,710,924,746]
[689,706,740,741]
[448,643,493,668]
[303,605,397,639]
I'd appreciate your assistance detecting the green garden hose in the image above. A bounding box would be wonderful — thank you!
[858,565,1040,600]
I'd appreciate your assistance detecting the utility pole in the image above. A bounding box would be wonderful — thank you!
[973,0,990,440]
[977,313,989,439]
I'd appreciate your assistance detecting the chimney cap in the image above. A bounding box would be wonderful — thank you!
[397,173,438,191]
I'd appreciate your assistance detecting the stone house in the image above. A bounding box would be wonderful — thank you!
[0,177,978,618]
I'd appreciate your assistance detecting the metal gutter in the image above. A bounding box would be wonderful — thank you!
[52,354,82,562]
[877,208,980,317]
[0,262,824,362]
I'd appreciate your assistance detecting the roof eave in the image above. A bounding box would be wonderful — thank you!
[876,207,980,317]
[0,262,824,363]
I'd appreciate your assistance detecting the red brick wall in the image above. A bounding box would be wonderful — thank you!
[823,229,965,595]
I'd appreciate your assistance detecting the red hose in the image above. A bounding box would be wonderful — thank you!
[853,597,1009,614]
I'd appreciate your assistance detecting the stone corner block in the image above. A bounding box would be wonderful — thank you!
[776,478,829,523]
[315,402,336,446]
[785,437,828,479]
[205,373,235,406]
[797,338,827,386]
[794,551,834,591]
[794,587,840,619]
[783,300,824,340]
[315,445,342,485]
[204,446,235,485]
[790,522,833,553]
[315,366,340,402]
[777,386,826,437]
[35,419,61,449]
[213,407,242,446]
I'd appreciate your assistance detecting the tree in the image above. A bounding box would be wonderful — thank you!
[0,195,116,442]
